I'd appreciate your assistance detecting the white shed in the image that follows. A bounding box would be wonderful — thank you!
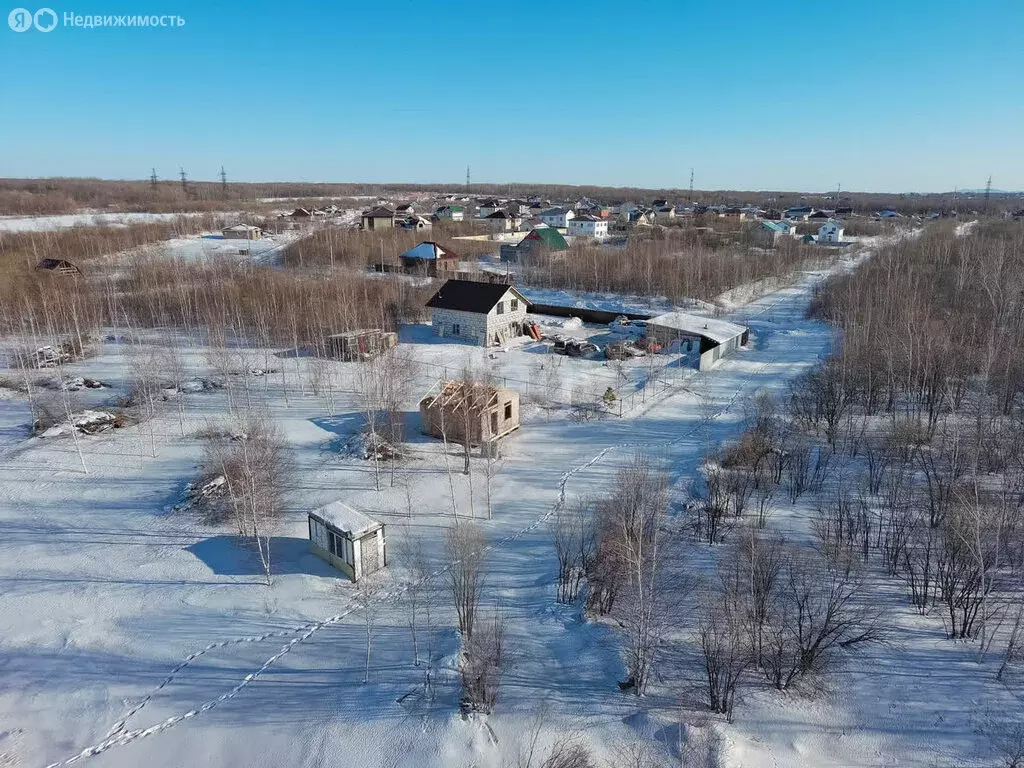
[308,501,386,582]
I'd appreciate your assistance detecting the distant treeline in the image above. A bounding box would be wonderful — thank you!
[2,177,1020,217]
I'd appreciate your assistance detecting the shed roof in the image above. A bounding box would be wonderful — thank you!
[426,279,524,314]
[647,312,747,345]
[310,500,382,538]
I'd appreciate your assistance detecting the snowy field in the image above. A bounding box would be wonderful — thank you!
[144,231,305,267]
[0,212,210,233]
[1,249,1017,768]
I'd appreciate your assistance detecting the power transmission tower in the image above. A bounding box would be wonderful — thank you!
[466,165,471,191]
[952,186,958,217]
[219,165,228,198]
[149,168,158,190]
[984,176,992,214]
[689,168,694,201]
[179,167,188,195]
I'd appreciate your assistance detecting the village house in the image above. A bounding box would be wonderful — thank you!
[419,379,521,444]
[539,207,575,229]
[500,227,569,262]
[434,204,465,222]
[395,203,415,216]
[653,203,676,221]
[480,209,522,232]
[361,206,396,231]
[398,215,432,231]
[308,501,387,583]
[818,219,845,243]
[784,205,812,221]
[477,199,502,217]
[752,220,796,248]
[221,223,262,240]
[628,208,655,226]
[400,241,460,276]
[721,207,746,220]
[567,212,609,238]
[426,279,529,346]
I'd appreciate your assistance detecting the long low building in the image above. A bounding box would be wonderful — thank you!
[646,311,748,370]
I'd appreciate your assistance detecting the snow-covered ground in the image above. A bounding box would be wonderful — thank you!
[0,212,209,233]
[146,231,304,267]
[1,249,1015,768]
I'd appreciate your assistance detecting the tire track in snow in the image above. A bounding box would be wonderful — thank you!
[45,270,835,768]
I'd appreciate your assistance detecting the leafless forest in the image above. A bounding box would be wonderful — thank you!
[2,177,1014,217]
[521,229,828,303]
[0,223,432,349]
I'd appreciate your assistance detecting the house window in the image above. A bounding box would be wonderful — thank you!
[452,323,460,336]
[491,412,498,434]
[511,298,519,312]
[496,301,504,315]
[504,402,512,420]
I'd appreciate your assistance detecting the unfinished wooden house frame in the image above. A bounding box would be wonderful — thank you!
[419,379,520,445]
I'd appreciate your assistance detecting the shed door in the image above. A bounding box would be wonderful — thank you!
[360,532,380,575]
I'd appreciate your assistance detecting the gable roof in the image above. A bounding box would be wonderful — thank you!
[523,227,569,249]
[426,279,526,314]
[362,206,396,218]
[401,241,459,261]
[485,210,518,219]
[761,220,792,233]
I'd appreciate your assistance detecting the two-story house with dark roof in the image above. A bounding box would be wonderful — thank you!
[426,279,529,346]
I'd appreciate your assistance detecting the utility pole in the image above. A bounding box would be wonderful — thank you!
[984,176,992,214]
[466,165,471,192]
[149,168,158,190]
[952,186,958,217]
[179,167,188,195]
[219,165,228,198]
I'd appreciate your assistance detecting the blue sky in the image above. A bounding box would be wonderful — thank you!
[1,1,1022,192]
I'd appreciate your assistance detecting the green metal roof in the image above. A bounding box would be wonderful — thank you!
[525,227,568,250]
